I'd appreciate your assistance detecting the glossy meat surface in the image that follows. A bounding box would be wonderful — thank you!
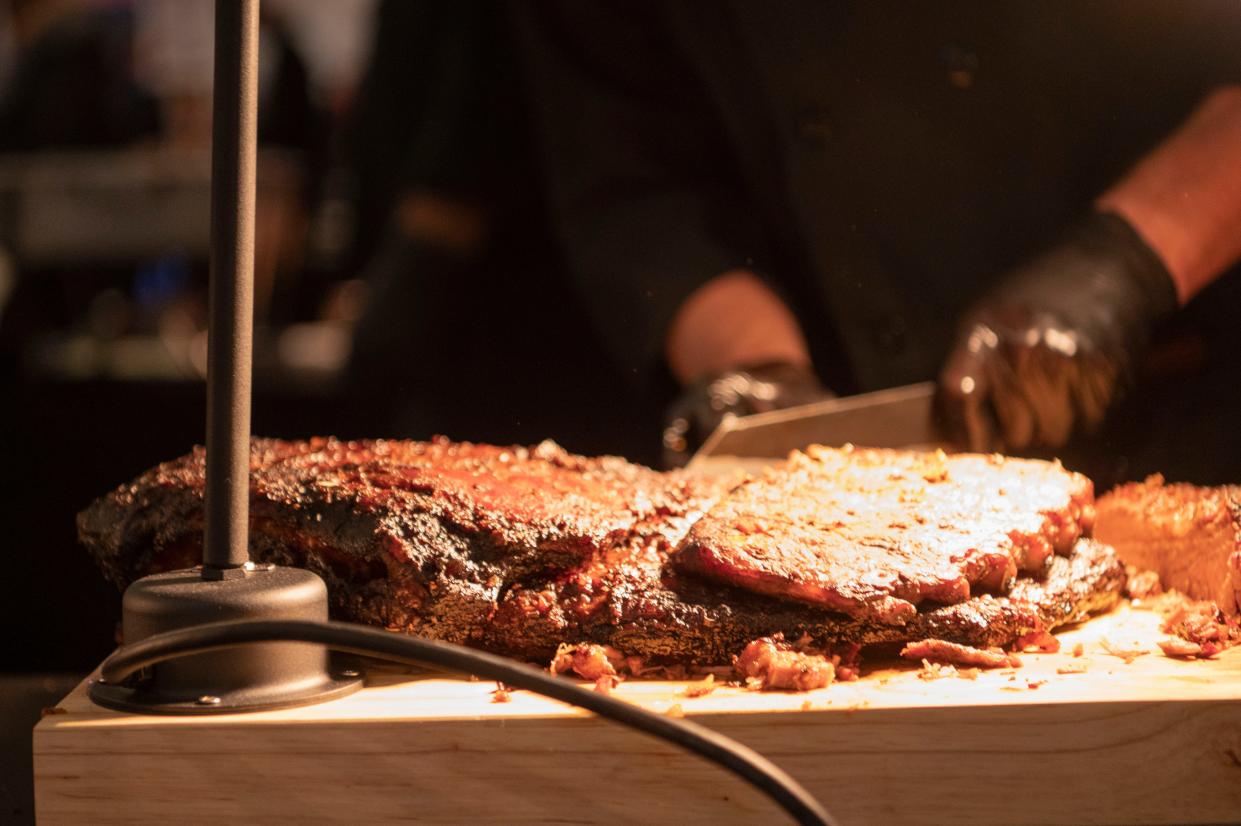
[675,445,1095,623]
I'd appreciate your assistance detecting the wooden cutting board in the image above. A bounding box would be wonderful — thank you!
[33,603,1241,825]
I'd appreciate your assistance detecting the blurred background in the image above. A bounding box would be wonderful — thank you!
[0,0,652,685]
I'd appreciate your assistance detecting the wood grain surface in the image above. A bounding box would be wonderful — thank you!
[34,604,1241,825]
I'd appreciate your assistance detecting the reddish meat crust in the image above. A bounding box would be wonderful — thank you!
[675,446,1095,623]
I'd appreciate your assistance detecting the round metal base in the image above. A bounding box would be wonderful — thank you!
[91,565,363,715]
[89,671,362,715]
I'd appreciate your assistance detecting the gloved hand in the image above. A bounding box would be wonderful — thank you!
[662,362,831,468]
[938,211,1178,452]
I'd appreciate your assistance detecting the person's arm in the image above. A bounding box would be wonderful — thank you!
[665,270,811,385]
[1097,85,1241,304]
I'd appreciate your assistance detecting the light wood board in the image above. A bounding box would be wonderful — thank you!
[34,604,1241,825]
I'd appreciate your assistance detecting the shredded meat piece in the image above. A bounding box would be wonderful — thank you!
[917,660,958,681]
[1157,637,1205,658]
[734,635,836,691]
[833,642,863,682]
[1099,639,1149,663]
[549,643,624,680]
[490,682,512,703]
[900,639,1021,669]
[1013,629,1060,653]
[1159,597,1241,658]
[682,674,717,698]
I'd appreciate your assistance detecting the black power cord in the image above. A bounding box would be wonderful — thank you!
[100,618,835,826]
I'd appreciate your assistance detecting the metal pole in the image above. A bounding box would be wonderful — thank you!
[203,0,259,577]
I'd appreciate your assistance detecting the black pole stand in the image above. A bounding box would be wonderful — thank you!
[90,0,360,714]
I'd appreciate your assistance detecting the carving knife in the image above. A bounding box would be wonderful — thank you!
[689,381,945,471]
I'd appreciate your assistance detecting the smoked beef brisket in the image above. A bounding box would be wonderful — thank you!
[675,446,1095,623]
[78,438,1123,667]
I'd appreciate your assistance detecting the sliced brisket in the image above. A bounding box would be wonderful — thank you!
[488,536,1124,665]
[674,445,1095,623]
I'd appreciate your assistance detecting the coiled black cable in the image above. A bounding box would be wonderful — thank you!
[100,618,835,825]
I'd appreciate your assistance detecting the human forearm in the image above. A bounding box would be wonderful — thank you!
[1097,85,1241,304]
[665,270,812,385]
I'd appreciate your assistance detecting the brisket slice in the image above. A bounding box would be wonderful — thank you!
[78,437,728,643]
[492,535,1123,665]
[674,445,1095,623]
[1094,475,1241,615]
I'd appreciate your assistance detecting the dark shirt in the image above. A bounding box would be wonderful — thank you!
[515,1,1240,394]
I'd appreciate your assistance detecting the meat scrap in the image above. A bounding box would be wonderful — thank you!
[734,635,837,692]
[1095,476,1241,615]
[682,674,717,698]
[1013,629,1060,653]
[1099,639,1149,664]
[490,682,512,703]
[1158,597,1241,659]
[832,642,863,682]
[900,639,1021,669]
[549,643,624,681]
[1157,637,1205,658]
[677,445,1094,623]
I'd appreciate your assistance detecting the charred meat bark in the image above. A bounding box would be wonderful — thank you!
[78,437,726,645]
[490,536,1124,666]
[674,445,1095,623]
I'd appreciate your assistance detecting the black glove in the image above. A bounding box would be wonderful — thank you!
[662,362,831,468]
[939,211,1178,452]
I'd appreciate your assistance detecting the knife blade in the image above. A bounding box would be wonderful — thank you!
[690,381,945,468]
